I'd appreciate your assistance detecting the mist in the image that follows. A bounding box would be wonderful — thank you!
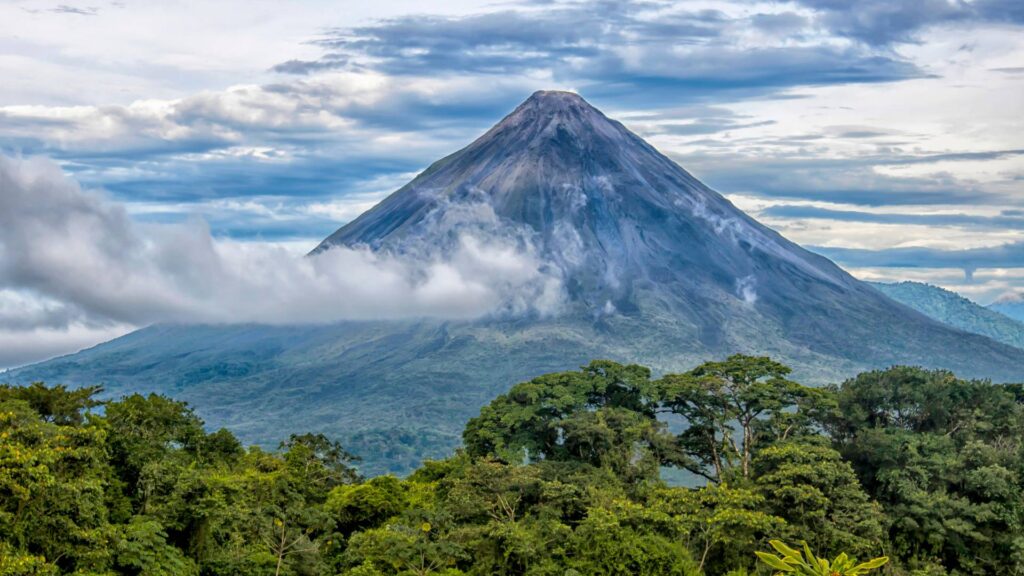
[0,154,564,367]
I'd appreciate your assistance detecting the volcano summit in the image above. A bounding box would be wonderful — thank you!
[11,91,1024,474]
[312,90,1021,374]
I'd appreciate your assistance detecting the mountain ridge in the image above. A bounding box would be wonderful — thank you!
[990,292,1024,323]
[868,281,1024,351]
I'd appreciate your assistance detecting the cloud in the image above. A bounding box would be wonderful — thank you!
[50,5,99,16]
[681,149,1024,207]
[274,2,923,98]
[0,323,130,370]
[0,72,530,201]
[760,205,1024,229]
[1,0,1021,303]
[794,0,1024,46]
[812,242,1024,274]
[0,154,565,336]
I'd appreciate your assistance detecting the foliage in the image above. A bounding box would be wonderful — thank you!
[650,482,781,574]
[0,382,102,425]
[828,366,1024,575]
[756,539,888,575]
[659,355,833,483]
[463,360,684,484]
[1,356,1020,576]
[114,517,197,576]
[751,439,884,558]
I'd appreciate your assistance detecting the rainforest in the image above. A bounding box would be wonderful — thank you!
[2,355,1020,576]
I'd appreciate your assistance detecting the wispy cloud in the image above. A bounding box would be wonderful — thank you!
[275,2,924,99]
[50,5,99,16]
[813,242,1024,275]
[761,205,1024,230]
[794,0,1024,46]
[678,148,1024,207]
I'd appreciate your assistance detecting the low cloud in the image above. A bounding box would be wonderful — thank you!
[0,154,564,343]
[50,5,99,16]
[0,323,130,369]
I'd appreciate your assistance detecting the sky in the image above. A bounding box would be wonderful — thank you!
[0,0,1023,367]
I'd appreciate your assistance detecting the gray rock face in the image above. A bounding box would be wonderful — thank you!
[8,91,1024,475]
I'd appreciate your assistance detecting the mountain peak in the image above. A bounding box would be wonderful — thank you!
[486,89,619,143]
[523,90,589,108]
[313,89,857,314]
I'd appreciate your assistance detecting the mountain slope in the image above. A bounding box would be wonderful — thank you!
[7,91,1024,475]
[869,281,1024,350]
[990,292,1024,323]
[313,90,1023,373]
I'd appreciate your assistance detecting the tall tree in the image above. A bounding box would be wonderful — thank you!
[0,382,101,425]
[0,393,111,573]
[828,367,1024,575]
[463,360,686,484]
[751,438,884,558]
[659,354,831,483]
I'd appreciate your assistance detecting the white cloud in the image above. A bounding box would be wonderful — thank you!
[847,266,1024,305]
[0,323,133,370]
[0,154,564,366]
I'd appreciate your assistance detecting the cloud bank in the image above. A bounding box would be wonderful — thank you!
[0,154,563,358]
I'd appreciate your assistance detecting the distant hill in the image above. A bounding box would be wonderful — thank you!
[990,292,1024,323]
[9,91,1024,475]
[869,281,1024,351]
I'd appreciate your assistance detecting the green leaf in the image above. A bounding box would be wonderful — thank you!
[851,556,889,573]
[769,540,802,560]
[755,552,796,572]
[802,541,817,566]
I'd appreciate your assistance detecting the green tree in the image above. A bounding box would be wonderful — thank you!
[327,475,410,535]
[0,382,102,425]
[344,519,466,576]
[281,433,361,497]
[114,517,197,576]
[751,439,884,558]
[105,393,207,503]
[0,393,112,573]
[567,502,700,576]
[828,366,1024,575]
[659,355,831,483]
[0,542,57,576]
[651,482,782,574]
[463,360,684,484]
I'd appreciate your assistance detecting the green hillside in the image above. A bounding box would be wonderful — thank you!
[991,293,1024,323]
[870,281,1024,350]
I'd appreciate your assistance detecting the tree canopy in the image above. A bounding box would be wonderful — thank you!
[2,357,1021,575]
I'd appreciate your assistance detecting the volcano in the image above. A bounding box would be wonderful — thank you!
[9,91,1024,474]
